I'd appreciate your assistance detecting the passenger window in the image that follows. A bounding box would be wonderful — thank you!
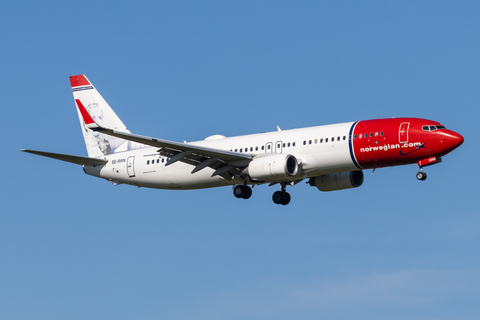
[309,140,312,145]
[326,138,328,142]
[277,143,281,148]
[369,132,373,137]
[235,149,237,152]
[320,138,323,143]
[162,158,165,163]
[293,142,296,147]
[283,143,286,147]
[337,136,340,141]
[343,136,346,140]
[315,139,317,144]
[261,146,264,150]
[364,133,368,138]
[267,145,271,150]
[287,143,290,147]
[255,146,258,151]
[147,160,150,165]
[303,141,306,145]
[375,132,378,137]
[240,148,242,152]
[331,137,334,142]
[354,134,357,139]
[380,131,384,136]
[157,159,159,164]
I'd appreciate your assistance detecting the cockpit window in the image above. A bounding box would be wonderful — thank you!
[422,125,447,131]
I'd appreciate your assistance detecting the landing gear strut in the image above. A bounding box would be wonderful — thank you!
[233,184,252,199]
[272,183,291,205]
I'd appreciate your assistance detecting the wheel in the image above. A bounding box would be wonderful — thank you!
[272,191,283,204]
[242,186,252,199]
[281,192,291,205]
[273,191,290,205]
[233,185,244,198]
[233,185,252,199]
[416,172,427,181]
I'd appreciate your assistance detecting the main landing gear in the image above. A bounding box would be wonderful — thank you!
[272,183,291,205]
[233,184,252,199]
[233,182,292,205]
[272,191,290,205]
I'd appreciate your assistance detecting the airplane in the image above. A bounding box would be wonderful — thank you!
[22,75,464,205]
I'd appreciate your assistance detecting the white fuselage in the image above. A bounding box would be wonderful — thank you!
[85,121,359,189]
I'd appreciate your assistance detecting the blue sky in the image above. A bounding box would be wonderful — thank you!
[2,1,479,319]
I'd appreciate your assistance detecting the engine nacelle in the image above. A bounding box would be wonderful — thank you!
[244,154,298,181]
[308,171,364,192]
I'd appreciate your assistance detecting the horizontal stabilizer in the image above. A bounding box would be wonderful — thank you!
[21,149,108,166]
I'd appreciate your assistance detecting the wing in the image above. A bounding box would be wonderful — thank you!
[77,100,251,180]
[21,149,108,166]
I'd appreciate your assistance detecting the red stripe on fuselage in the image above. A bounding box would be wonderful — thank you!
[352,118,447,169]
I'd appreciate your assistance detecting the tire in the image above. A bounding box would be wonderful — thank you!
[242,186,252,199]
[272,191,283,204]
[281,192,291,205]
[233,185,244,198]
[416,172,424,180]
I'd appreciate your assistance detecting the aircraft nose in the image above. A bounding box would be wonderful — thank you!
[441,130,464,150]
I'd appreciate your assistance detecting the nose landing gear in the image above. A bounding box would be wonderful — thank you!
[416,157,442,181]
[416,170,427,181]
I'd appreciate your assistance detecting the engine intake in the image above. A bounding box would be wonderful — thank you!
[244,154,298,181]
[309,171,364,192]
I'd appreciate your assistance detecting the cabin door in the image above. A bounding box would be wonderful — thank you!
[399,122,410,143]
[127,156,135,177]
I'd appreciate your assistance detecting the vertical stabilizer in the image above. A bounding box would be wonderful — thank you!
[70,75,145,157]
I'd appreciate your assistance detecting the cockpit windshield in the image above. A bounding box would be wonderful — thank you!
[422,125,446,131]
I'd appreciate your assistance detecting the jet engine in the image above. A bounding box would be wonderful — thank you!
[244,154,298,181]
[308,171,364,192]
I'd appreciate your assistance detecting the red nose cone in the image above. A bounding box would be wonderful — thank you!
[442,130,464,152]
[452,131,464,147]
